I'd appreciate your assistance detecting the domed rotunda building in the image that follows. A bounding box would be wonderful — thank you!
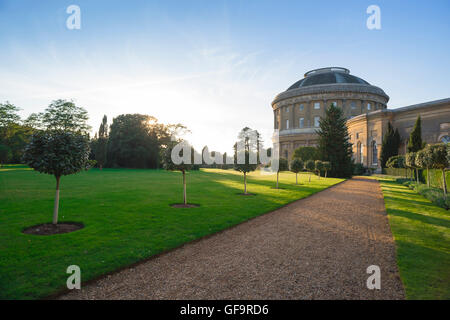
[272,67,389,160]
[272,67,450,172]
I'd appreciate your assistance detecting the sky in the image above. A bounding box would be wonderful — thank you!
[1,0,449,153]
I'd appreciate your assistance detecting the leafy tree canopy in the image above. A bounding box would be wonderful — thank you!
[290,158,304,173]
[23,130,91,177]
[292,146,319,161]
[41,99,91,133]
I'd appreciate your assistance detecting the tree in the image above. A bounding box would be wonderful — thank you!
[292,146,319,161]
[317,104,353,178]
[22,131,91,224]
[163,141,193,204]
[405,152,419,183]
[95,115,108,170]
[275,157,289,188]
[427,144,449,195]
[41,99,91,133]
[416,148,432,187]
[380,122,400,168]
[0,144,12,167]
[305,159,315,182]
[315,160,323,180]
[107,114,178,169]
[0,101,21,127]
[386,155,406,178]
[234,150,257,194]
[322,161,331,178]
[407,116,423,153]
[290,158,304,185]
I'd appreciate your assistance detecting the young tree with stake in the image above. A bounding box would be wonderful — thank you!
[416,148,432,187]
[428,144,449,195]
[322,161,331,178]
[405,152,419,184]
[305,159,315,182]
[234,150,257,194]
[275,157,289,189]
[290,158,304,185]
[315,160,323,180]
[163,141,193,205]
[23,130,91,225]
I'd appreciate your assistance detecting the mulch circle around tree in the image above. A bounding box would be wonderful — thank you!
[22,222,84,236]
[237,193,256,196]
[170,203,200,208]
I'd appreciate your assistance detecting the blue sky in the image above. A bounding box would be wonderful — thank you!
[1,0,449,152]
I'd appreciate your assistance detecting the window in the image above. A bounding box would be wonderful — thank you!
[286,106,289,113]
[441,135,450,144]
[356,132,359,139]
[314,102,320,109]
[299,117,304,128]
[314,116,320,127]
[299,104,304,111]
[286,119,289,129]
[367,103,371,111]
[331,101,337,107]
[351,101,356,109]
[372,141,378,165]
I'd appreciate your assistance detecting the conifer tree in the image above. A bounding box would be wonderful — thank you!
[317,105,353,178]
[95,115,108,170]
[407,116,423,152]
[380,122,400,169]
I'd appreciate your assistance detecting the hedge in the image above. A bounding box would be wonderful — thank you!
[421,169,450,191]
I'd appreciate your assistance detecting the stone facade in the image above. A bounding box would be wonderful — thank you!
[272,67,450,170]
[347,98,450,171]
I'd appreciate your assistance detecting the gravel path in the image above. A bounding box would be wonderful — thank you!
[59,177,405,300]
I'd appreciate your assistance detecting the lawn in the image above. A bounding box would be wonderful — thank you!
[0,165,343,299]
[375,176,450,299]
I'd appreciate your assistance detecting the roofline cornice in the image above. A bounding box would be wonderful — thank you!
[272,83,389,106]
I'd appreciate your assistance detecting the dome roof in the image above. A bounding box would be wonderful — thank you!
[287,67,370,90]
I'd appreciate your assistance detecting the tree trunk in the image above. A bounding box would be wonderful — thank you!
[295,173,298,185]
[183,170,187,205]
[442,169,447,196]
[53,176,61,225]
[317,170,320,180]
[325,171,327,178]
[276,172,279,188]
[99,164,103,171]
[309,172,311,182]
[244,172,247,194]
[416,168,419,184]
[427,168,430,188]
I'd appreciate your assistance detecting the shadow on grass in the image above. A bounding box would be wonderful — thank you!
[394,239,450,299]
[387,207,450,229]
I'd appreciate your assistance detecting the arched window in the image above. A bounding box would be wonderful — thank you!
[372,141,378,165]
[441,135,450,144]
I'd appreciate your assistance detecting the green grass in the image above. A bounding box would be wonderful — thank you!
[0,165,343,299]
[374,176,450,299]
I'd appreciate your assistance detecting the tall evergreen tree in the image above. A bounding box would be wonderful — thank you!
[95,115,108,170]
[407,115,423,152]
[380,122,400,168]
[317,104,353,178]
